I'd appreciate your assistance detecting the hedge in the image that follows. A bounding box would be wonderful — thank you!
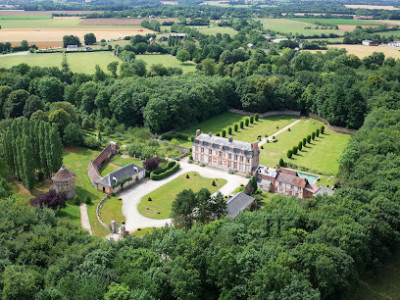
[150,162,180,180]
[161,133,189,141]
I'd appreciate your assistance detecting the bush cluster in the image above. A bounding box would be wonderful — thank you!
[161,132,189,141]
[150,161,180,180]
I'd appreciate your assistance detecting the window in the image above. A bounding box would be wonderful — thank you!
[219,152,222,157]
[228,154,232,159]
[240,156,244,162]
[279,182,282,187]
[228,162,231,168]
[289,191,292,196]
[247,158,250,163]
[201,147,204,153]
[208,156,212,163]
[295,193,299,197]
[235,155,238,161]
[218,160,222,165]
[234,162,237,169]
[209,149,212,155]
[195,154,198,160]
[291,185,294,190]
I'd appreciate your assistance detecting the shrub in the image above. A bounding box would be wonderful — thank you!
[292,146,298,155]
[288,128,291,132]
[85,195,91,205]
[298,141,303,151]
[261,145,264,149]
[255,113,259,121]
[72,195,81,205]
[245,118,249,126]
[228,169,235,174]
[312,132,316,140]
[287,150,293,159]
[250,116,254,124]
[234,124,238,131]
[30,190,67,210]
[228,127,232,135]
[307,135,311,143]
[321,125,325,134]
[240,121,244,129]
[143,157,161,171]
[279,158,285,167]
[222,130,226,137]
[84,136,101,149]
[150,162,180,180]
[186,174,190,179]
[302,138,307,146]
[148,197,152,201]
[216,133,220,136]
[316,129,320,137]
[212,180,216,186]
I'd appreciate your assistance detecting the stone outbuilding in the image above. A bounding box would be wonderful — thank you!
[52,165,76,199]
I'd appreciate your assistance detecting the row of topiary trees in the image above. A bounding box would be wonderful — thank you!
[217,113,259,137]
[287,125,325,159]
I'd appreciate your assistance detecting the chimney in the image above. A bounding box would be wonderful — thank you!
[208,132,212,137]
[196,129,201,137]
[228,136,233,142]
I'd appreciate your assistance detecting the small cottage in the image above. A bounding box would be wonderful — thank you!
[226,192,255,218]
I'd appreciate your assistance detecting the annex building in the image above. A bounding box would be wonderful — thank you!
[192,130,260,174]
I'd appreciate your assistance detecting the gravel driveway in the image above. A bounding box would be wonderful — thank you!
[120,159,249,233]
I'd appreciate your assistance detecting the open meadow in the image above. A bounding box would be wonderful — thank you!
[136,54,196,73]
[138,171,227,219]
[306,44,400,59]
[0,52,121,74]
[259,18,344,35]
[197,26,238,35]
[292,18,378,26]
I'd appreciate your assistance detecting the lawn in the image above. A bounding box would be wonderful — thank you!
[136,54,196,73]
[100,154,143,176]
[293,18,377,26]
[289,130,351,175]
[101,197,125,226]
[132,227,155,237]
[63,147,112,237]
[259,118,325,168]
[259,18,344,35]
[198,26,238,35]
[0,52,122,74]
[177,112,299,147]
[138,171,227,219]
[352,253,400,300]
[0,18,82,29]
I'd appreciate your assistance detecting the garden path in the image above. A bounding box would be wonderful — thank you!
[120,159,248,233]
[80,203,92,235]
[259,118,302,146]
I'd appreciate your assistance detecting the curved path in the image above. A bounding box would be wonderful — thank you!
[120,159,249,233]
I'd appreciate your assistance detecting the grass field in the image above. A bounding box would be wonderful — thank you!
[0,52,122,74]
[136,54,196,73]
[293,18,378,26]
[259,118,323,167]
[101,197,125,226]
[259,18,344,35]
[100,154,143,176]
[0,15,52,20]
[177,112,299,147]
[308,44,400,59]
[288,130,351,175]
[138,171,227,219]
[198,26,238,35]
[352,253,400,299]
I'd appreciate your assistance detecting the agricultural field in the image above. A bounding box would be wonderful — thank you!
[293,18,378,26]
[259,18,344,36]
[136,54,196,73]
[79,18,179,26]
[177,112,299,147]
[307,44,400,59]
[344,4,400,10]
[138,171,227,219]
[198,26,238,35]
[0,52,121,74]
[259,118,350,176]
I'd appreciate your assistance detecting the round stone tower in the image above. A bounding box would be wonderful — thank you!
[51,165,76,199]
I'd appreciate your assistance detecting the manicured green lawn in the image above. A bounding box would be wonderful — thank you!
[259,18,344,35]
[260,118,324,168]
[112,155,143,167]
[132,227,155,237]
[198,26,238,35]
[99,162,120,176]
[57,203,81,228]
[136,54,196,73]
[101,197,125,226]
[289,131,351,175]
[0,52,121,74]
[138,171,227,219]
[63,147,111,237]
[177,113,299,147]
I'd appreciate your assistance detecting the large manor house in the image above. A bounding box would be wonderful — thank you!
[192,130,333,199]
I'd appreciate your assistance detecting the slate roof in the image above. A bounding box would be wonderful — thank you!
[194,133,253,152]
[276,168,308,188]
[226,192,255,218]
[313,186,335,196]
[96,163,143,187]
[52,165,75,182]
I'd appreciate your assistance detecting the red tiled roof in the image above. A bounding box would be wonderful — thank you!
[52,165,75,182]
[87,143,119,184]
[276,168,308,188]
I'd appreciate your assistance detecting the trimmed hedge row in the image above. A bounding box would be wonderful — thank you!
[150,161,180,180]
[161,132,189,141]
